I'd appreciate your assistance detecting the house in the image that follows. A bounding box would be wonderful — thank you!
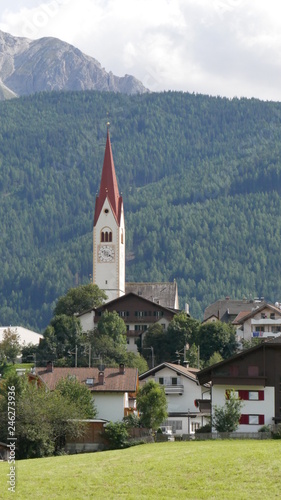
[139,362,210,435]
[34,362,139,423]
[197,338,281,432]
[203,297,266,324]
[0,326,43,346]
[78,292,181,353]
[232,302,281,343]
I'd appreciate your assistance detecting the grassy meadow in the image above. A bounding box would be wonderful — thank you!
[1,440,281,499]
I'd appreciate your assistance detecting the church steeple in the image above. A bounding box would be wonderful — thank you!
[93,127,123,227]
[93,126,125,302]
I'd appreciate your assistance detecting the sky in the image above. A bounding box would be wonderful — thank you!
[1,0,281,101]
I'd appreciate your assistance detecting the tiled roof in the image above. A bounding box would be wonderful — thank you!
[204,298,267,322]
[35,366,138,392]
[139,362,199,382]
[232,310,251,325]
[125,282,179,310]
[233,303,281,323]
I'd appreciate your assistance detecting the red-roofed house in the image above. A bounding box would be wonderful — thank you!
[34,363,139,423]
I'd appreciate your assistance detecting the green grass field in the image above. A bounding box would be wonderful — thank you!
[1,440,281,499]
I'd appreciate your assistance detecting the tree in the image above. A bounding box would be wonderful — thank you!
[142,323,169,366]
[37,314,82,365]
[136,380,168,430]
[0,328,21,364]
[0,374,90,459]
[185,343,201,369]
[54,284,107,317]
[197,321,237,363]
[89,311,127,364]
[55,376,97,419]
[205,351,223,367]
[212,389,243,433]
[123,352,148,374]
[166,313,200,362]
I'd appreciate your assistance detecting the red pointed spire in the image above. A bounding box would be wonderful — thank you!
[93,127,123,226]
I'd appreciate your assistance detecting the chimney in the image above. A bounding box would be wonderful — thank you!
[98,371,105,385]
[46,361,53,373]
[119,363,125,374]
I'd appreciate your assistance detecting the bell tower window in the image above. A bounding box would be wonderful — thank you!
[101,227,112,243]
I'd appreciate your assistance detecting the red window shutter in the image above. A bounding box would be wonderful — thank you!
[238,390,249,400]
[258,391,264,401]
[259,415,265,425]
[239,414,249,424]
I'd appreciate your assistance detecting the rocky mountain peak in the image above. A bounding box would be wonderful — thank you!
[0,30,149,99]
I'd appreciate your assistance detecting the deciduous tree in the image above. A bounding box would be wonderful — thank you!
[136,380,168,430]
[54,284,107,317]
[212,389,243,433]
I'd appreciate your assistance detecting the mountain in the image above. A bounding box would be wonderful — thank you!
[1,90,281,331]
[0,30,148,98]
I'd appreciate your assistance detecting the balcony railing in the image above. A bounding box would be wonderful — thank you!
[251,318,281,325]
[252,331,281,338]
[164,384,184,395]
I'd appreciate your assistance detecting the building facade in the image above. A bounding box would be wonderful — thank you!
[140,362,211,435]
[197,339,281,432]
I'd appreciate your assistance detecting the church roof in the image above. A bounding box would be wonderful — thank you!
[93,128,123,226]
[125,282,179,310]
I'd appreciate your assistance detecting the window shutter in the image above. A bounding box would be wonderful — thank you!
[239,414,249,424]
[258,390,264,400]
[259,415,265,425]
[238,390,249,400]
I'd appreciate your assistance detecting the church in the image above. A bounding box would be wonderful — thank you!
[79,127,185,351]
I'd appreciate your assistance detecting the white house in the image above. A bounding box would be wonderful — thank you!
[34,363,139,423]
[139,362,211,435]
[233,303,281,343]
[197,339,281,432]
[0,326,43,346]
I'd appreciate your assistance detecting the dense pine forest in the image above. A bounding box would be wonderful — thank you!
[0,90,281,331]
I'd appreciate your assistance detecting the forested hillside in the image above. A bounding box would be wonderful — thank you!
[0,90,281,330]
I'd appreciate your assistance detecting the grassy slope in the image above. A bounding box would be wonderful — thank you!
[1,441,281,499]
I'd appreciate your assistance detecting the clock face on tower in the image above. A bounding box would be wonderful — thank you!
[98,245,115,263]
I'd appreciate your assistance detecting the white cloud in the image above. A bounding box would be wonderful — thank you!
[1,0,281,100]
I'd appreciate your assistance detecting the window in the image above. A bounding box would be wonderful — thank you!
[270,313,275,320]
[171,377,178,385]
[101,227,112,243]
[227,390,264,401]
[191,422,200,432]
[119,311,127,317]
[248,391,259,401]
[248,365,259,376]
[239,414,264,425]
[229,365,239,376]
[86,378,94,385]
[249,415,259,425]
[153,311,164,318]
[159,377,164,385]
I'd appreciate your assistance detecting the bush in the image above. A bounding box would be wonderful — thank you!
[104,421,129,449]
[258,425,271,433]
[195,424,211,434]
